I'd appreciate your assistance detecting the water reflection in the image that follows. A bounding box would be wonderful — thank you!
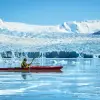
[21,72,28,80]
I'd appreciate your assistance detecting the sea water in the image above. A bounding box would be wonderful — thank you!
[0,58,100,100]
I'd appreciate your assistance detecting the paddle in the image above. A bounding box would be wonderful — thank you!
[28,54,42,73]
[28,54,42,66]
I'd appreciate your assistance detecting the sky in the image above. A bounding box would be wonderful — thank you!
[0,0,100,25]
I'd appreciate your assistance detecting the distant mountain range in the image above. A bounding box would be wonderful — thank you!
[0,19,100,34]
[0,19,100,54]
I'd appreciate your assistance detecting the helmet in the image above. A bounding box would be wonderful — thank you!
[23,58,27,61]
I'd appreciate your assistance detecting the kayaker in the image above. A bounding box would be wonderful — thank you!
[21,58,31,68]
[21,54,41,68]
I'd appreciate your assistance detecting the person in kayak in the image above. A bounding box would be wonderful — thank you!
[21,58,31,68]
[21,54,41,68]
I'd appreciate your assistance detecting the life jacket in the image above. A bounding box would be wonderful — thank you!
[21,61,28,68]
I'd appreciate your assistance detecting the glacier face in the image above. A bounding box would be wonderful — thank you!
[0,19,100,54]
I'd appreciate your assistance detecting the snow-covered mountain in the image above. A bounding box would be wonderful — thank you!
[0,19,67,33]
[0,19,100,54]
[0,19,100,34]
[61,20,100,34]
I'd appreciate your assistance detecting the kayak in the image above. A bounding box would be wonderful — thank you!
[0,66,63,73]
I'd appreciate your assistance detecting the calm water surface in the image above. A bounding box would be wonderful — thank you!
[0,58,100,100]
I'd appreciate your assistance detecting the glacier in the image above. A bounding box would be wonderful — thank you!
[0,19,100,55]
